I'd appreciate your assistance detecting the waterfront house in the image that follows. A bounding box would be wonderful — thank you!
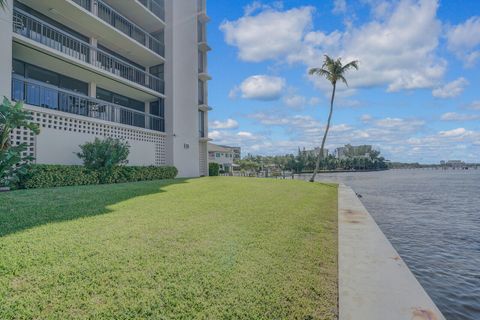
[208,142,237,173]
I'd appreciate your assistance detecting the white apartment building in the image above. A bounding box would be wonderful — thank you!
[0,0,211,177]
[208,143,236,173]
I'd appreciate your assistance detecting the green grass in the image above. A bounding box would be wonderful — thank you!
[0,177,338,319]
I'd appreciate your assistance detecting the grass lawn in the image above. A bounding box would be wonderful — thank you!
[0,177,338,319]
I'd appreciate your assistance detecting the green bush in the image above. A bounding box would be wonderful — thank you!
[209,163,220,176]
[19,165,178,189]
[77,138,130,170]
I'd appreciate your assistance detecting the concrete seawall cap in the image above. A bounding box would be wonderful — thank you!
[338,184,445,320]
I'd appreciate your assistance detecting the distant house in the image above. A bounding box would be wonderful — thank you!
[219,145,241,160]
[208,143,238,173]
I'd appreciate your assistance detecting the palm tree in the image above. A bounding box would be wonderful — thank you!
[0,0,5,10]
[308,55,358,182]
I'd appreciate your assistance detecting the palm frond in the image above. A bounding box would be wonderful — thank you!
[341,60,359,72]
[337,75,348,87]
[309,67,331,77]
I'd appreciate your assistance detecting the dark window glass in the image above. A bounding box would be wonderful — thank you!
[113,94,129,107]
[150,64,164,79]
[150,100,164,117]
[12,59,25,76]
[96,87,145,112]
[26,65,59,86]
[96,87,112,102]
[60,76,88,95]
[198,110,205,137]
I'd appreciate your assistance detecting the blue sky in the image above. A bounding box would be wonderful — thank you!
[206,0,480,163]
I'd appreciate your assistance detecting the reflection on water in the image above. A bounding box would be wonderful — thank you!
[301,169,480,320]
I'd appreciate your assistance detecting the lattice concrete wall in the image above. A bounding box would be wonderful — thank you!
[10,106,167,166]
[199,141,207,176]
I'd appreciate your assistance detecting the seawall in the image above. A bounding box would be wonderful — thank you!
[338,184,445,320]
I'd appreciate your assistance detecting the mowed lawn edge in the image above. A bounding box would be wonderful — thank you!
[0,177,338,319]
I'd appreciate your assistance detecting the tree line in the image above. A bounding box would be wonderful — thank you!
[235,148,388,174]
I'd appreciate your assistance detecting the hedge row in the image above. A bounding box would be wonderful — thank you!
[19,165,178,189]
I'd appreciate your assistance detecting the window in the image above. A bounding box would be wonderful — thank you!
[216,153,220,158]
[198,110,205,137]
[96,87,145,112]
[26,65,59,86]
[12,60,25,76]
[150,100,165,117]
[150,64,164,80]
[198,80,205,104]
[149,100,165,132]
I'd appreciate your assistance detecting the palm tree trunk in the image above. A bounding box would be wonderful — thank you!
[310,82,336,182]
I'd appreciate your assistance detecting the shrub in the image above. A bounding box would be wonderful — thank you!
[209,163,220,176]
[1,97,40,187]
[19,165,178,189]
[77,138,130,171]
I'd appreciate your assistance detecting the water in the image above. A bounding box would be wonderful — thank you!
[301,169,480,320]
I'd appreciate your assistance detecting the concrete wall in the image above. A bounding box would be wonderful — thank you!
[338,185,445,320]
[165,0,201,178]
[17,105,167,166]
[0,0,13,98]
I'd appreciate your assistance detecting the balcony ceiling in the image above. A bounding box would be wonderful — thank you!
[17,0,164,67]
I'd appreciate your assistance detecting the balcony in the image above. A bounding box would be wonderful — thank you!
[12,77,165,132]
[72,0,165,57]
[13,8,164,95]
[138,0,165,22]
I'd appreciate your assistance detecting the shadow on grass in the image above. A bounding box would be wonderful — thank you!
[0,179,187,238]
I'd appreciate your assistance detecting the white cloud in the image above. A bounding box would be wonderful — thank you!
[232,75,286,100]
[439,128,468,138]
[446,16,480,67]
[302,0,445,92]
[333,0,347,14]
[432,78,469,98]
[222,0,446,93]
[209,118,239,129]
[220,6,314,62]
[283,95,307,108]
[469,101,480,110]
[441,112,480,121]
[237,131,255,138]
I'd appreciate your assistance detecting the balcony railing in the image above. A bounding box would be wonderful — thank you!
[138,0,165,21]
[72,0,165,57]
[13,9,164,95]
[12,77,165,132]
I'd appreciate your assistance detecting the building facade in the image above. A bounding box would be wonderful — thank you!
[0,0,211,177]
[208,143,236,173]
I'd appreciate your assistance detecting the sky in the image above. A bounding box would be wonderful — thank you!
[206,0,480,163]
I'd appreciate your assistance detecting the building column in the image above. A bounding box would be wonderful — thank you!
[89,37,97,67]
[144,101,150,130]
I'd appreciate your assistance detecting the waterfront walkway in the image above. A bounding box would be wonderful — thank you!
[338,184,445,320]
